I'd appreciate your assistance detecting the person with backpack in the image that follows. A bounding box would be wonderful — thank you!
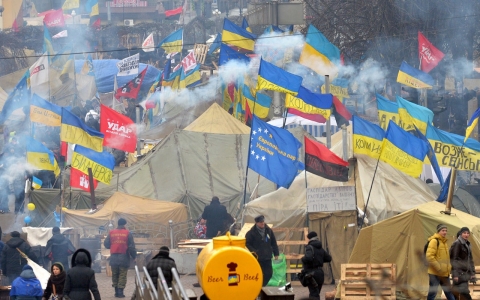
[300,231,332,300]
[426,224,455,300]
[450,227,476,300]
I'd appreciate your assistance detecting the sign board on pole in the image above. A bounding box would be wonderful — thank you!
[306,186,356,212]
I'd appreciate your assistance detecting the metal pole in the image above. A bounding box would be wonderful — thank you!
[325,75,331,148]
[107,1,111,22]
[342,125,348,160]
[444,168,456,214]
[88,168,97,210]
[136,106,141,156]
[169,220,174,249]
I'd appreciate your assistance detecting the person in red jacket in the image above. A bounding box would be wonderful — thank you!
[104,218,136,298]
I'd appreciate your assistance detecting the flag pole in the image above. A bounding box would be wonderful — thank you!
[359,155,381,229]
[242,118,255,207]
[325,75,331,148]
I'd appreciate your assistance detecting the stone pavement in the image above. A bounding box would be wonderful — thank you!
[95,269,336,299]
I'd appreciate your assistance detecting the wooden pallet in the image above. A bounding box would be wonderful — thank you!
[340,263,396,300]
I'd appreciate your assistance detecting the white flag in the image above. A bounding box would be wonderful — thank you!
[52,30,68,39]
[29,54,49,87]
[116,53,139,76]
[181,50,197,72]
[142,33,155,52]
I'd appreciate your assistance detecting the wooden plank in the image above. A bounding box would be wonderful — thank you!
[340,263,396,300]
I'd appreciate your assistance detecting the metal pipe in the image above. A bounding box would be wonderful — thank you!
[136,106,141,156]
[325,75,331,148]
[342,125,348,160]
[444,168,456,214]
[88,168,97,210]
[169,220,174,249]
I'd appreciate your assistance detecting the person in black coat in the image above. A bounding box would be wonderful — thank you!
[0,231,38,284]
[245,215,279,286]
[44,227,76,271]
[201,196,230,238]
[301,231,332,300]
[146,246,177,288]
[42,262,66,300]
[63,249,101,300]
[451,227,476,300]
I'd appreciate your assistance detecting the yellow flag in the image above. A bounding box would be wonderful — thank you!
[62,0,79,10]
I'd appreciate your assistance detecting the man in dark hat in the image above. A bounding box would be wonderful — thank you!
[246,215,279,286]
[451,227,476,300]
[0,231,37,284]
[44,226,76,271]
[146,246,177,288]
[201,196,231,238]
[426,224,455,300]
[104,218,136,298]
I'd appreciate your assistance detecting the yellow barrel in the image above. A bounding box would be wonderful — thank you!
[196,233,263,300]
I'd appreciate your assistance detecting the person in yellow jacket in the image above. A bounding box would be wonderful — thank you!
[426,224,455,300]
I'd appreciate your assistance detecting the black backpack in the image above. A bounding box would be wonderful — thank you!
[423,238,439,266]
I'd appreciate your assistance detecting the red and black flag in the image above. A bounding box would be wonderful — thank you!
[332,96,352,127]
[115,67,147,100]
[165,6,183,20]
[304,136,349,182]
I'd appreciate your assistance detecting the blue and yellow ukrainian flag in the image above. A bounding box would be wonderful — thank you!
[321,78,349,101]
[30,94,62,126]
[222,18,256,52]
[397,61,434,89]
[396,96,433,134]
[352,115,385,159]
[299,25,339,77]
[32,176,43,189]
[256,58,302,96]
[380,120,428,177]
[43,24,54,56]
[71,145,115,185]
[60,108,104,152]
[162,67,182,89]
[263,25,284,34]
[465,108,480,141]
[243,85,271,118]
[180,65,201,88]
[26,136,60,176]
[242,17,252,33]
[426,123,480,171]
[285,86,332,119]
[376,93,399,130]
[85,0,99,16]
[219,43,251,66]
[158,28,183,54]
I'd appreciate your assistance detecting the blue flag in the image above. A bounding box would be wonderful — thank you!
[208,33,222,55]
[0,71,30,125]
[437,170,451,202]
[414,126,444,186]
[248,116,302,188]
[219,44,251,66]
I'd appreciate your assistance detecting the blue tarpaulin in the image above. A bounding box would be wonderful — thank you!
[74,59,161,94]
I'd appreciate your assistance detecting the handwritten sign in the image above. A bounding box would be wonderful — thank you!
[306,186,356,212]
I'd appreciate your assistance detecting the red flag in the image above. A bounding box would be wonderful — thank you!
[12,19,19,32]
[70,167,98,192]
[100,104,137,152]
[43,9,65,28]
[304,136,349,182]
[288,108,327,123]
[418,31,444,73]
[165,6,183,17]
[332,96,351,127]
[60,141,68,157]
[91,17,101,30]
[115,67,147,100]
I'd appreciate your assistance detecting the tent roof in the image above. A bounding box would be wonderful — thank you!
[63,192,188,230]
[427,183,480,217]
[349,201,480,298]
[184,103,250,134]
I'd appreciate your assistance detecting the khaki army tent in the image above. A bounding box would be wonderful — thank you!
[184,103,251,134]
[349,201,480,298]
[63,192,188,231]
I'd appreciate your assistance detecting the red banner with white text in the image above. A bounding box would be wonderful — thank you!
[100,104,137,152]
